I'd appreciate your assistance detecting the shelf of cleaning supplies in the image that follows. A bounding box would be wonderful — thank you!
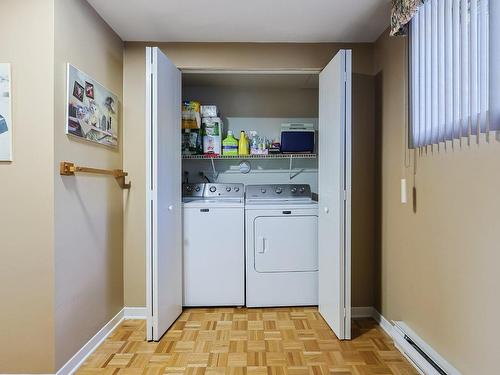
[182,153,317,160]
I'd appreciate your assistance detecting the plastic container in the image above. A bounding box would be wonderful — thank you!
[182,129,202,155]
[201,105,218,118]
[222,130,239,156]
[238,131,249,156]
[202,117,222,155]
[182,101,201,129]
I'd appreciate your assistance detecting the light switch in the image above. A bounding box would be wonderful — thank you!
[401,179,407,204]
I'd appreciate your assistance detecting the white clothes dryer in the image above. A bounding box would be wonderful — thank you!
[245,184,319,307]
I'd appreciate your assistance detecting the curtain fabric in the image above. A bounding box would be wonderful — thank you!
[391,0,423,36]
[490,1,500,130]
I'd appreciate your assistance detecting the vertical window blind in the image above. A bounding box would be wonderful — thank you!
[409,0,495,148]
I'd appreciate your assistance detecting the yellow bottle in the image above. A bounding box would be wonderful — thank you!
[238,131,249,155]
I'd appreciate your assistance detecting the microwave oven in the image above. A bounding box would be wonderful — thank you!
[280,123,315,153]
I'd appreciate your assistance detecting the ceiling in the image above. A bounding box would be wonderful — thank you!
[86,0,391,43]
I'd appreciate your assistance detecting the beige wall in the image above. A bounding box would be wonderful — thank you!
[129,42,374,75]
[0,0,56,372]
[0,0,124,371]
[374,29,500,373]
[182,86,319,118]
[123,42,375,308]
[53,0,124,369]
[123,44,147,307]
[351,73,375,307]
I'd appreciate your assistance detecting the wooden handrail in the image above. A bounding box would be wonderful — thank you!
[60,161,131,189]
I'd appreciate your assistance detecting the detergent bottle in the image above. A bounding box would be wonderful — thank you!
[222,130,239,156]
[238,131,249,155]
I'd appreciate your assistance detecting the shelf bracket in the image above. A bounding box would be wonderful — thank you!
[210,158,219,180]
[288,156,305,180]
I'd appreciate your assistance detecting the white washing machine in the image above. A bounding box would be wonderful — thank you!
[245,184,319,307]
[183,183,245,306]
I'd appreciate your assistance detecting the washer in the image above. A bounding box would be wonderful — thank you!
[183,183,245,306]
[245,184,319,307]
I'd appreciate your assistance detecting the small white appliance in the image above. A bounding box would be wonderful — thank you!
[182,182,245,306]
[245,184,319,307]
[280,123,315,153]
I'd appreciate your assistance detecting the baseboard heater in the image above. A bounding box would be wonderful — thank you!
[392,321,460,375]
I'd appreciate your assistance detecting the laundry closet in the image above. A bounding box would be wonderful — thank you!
[181,72,319,310]
[145,47,351,342]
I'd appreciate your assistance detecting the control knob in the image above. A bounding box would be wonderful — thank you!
[234,187,240,192]
[226,187,231,192]
[261,188,266,194]
[275,187,283,194]
[291,187,297,193]
[209,186,217,193]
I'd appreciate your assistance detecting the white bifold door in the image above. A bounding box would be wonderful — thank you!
[146,47,183,341]
[318,49,352,340]
[144,46,351,341]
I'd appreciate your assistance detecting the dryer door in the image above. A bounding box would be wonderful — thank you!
[253,215,318,273]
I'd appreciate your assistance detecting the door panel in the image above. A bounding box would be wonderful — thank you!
[254,216,318,273]
[183,207,245,306]
[146,47,182,341]
[318,49,352,340]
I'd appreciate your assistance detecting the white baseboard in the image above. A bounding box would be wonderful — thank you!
[56,308,124,375]
[392,321,461,375]
[351,306,393,339]
[124,306,148,319]
[363,307,460,375]
[56,306,147,375]
[371,308,393,337]
[351,307,393,342]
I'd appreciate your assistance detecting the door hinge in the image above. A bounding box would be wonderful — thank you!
[343,190,348,201]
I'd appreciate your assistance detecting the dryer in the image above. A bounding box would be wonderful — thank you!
[245,184,319,307]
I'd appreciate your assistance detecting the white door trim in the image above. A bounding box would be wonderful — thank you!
[343,49,352,339]
[318,49,352,340]
[145,46,154,341]
[145,46,183,341]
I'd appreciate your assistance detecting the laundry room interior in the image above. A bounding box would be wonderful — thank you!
[123,44,375,306]
[5,1,499,373]
[120,42,378,342]
[178,68,375,306]
[181,72,320,187]
[181,71,320,310]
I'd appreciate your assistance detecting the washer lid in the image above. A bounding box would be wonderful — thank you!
[183,198,244,208]
[245,201,318,210]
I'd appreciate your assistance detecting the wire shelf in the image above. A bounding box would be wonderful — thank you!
[182,153,317,160]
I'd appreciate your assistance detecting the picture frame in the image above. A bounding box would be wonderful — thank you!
[66,64,119,147]
[85,81,94,99]
[0,63,12,161]
[73,81,84,102]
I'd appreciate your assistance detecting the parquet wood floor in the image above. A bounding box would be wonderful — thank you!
[76,307,418,375]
